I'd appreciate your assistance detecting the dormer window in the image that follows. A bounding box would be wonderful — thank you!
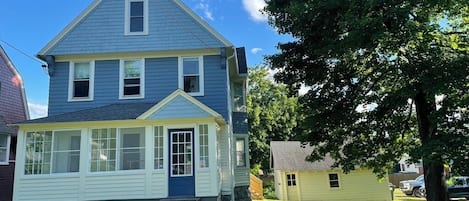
[119,59,145,99]
[125,0,148,35]
[68,61,94,101]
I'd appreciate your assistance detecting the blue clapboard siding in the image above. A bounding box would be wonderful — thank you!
[147,96,211,119]
[48,56,228,120]
[232,112,248,134]
[45,0,226,56]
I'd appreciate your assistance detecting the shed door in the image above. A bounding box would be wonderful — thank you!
[168,129,195,197]
[286,173,299,201]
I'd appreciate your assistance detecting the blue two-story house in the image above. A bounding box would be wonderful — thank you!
[12,1,249,201]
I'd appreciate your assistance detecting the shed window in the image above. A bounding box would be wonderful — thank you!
[287,173,296,186]
[329,173,340,188]
[0,135,10,164]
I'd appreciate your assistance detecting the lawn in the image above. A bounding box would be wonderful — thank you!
[254,189,426,201]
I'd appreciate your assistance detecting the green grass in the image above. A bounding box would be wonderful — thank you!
[254,189,426,201]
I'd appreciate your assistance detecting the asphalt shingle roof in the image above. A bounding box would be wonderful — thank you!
[19,103,156,124]
[270,141,335,171]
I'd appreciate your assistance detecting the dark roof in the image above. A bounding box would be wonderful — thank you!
[19,103,155,124]
[0,116,15,134]
[270,141,335,171]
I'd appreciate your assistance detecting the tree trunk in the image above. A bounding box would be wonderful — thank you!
[414,88,449,201]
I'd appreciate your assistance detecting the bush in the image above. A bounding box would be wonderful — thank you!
[263,180,277,199]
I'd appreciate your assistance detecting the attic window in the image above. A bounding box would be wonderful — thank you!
[125,0,148,35]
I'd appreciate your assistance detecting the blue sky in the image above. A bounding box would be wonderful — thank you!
[0,0,292,119]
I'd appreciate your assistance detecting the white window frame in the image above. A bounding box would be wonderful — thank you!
[178,56,204,96]
[199,124,209,168]
[154,126,164,170]
[235,137,247,167]
[124,0,149,35]
[23,130,81,175]
[68,61,95,102]
[89,127,146,173]
[232,81,247,112]
[0,135,11,165]
[119,59,145,99]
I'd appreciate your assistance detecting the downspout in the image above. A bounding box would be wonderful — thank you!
[225,47,236,201]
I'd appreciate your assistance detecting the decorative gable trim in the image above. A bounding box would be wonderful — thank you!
[171,0,233,47]
[37,0,102,56]
[138,89,223,121]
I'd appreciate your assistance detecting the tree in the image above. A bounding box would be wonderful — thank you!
[247,67,300,171]
[264,1,468,201]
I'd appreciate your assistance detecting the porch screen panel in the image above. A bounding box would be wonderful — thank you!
[90,128,117,172]
[24,131,52,175]
[154,126,164,169]
[199,124,209,168]
[120,127,145,170]
[52,130,81,173]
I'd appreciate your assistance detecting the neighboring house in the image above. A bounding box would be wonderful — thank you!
[0,45,29,201]
[270,141,391,201]
[12,1,249,201]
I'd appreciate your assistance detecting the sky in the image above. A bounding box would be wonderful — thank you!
[0,0,292,119]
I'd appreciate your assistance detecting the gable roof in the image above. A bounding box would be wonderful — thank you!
[0,45,30,121]
[17,103,154,124]
[270,141,335,171]
[38,0,232,57]
[138,89,224,122]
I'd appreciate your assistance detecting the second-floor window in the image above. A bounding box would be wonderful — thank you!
[179,56,204,96]
[232,81,246,112]
[236,138,246,167]
[125,0,148,35]
[120,59,144,99]
[69,61,94,101]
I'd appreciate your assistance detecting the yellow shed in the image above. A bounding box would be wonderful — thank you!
[270,141,392,201]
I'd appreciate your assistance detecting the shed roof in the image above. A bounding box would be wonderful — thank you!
[270,141,335,171]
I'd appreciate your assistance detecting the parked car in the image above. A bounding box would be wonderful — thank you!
[400,175,425,196]
[418,176,469,199]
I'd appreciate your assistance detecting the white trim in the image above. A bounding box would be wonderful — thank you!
[124,0,149,36]
[0,135,11,165]
[178,56,204,96]
[68,61,95,102]
[119,58,145,99]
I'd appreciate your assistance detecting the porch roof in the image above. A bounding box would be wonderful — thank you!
[17,103,155,124]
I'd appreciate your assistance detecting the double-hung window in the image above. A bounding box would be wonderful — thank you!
[120,59,144,99]
[179,56,204,96]
[0,135,10,164]
[69,61,94,101]
[329,173,340,188]
[24,130,81,175]
[235,138,246,167]
[90,127,145,172]
[232,81,246,112]
[125,0,148,35]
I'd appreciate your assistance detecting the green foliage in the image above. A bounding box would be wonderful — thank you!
[251,164,262,176]
[264,0,469,200]
[248,67,301,171]
[263,180,278,200]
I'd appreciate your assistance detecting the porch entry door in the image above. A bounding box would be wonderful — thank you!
[168,129,195,197]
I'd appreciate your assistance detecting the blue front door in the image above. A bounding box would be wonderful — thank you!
[168,129,195,197]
